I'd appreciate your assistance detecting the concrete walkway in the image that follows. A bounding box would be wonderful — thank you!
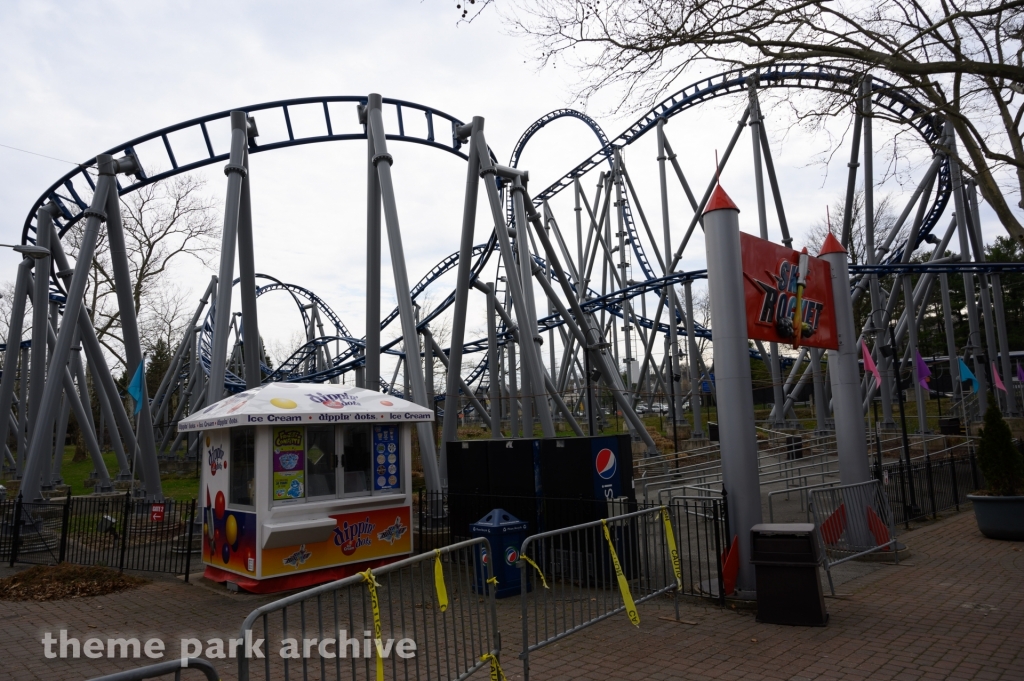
[2,510,1021,680]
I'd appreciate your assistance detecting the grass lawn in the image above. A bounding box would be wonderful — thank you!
[6,446,200,501]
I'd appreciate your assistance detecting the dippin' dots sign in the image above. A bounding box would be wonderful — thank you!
[42,630,417,666]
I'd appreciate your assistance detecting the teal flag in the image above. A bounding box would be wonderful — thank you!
[127,359,146,414]
[958,358,979,393]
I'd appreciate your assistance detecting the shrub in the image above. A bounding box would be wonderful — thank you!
[976,403,1024,496]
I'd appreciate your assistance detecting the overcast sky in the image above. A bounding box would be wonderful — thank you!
[0,1,1006,376]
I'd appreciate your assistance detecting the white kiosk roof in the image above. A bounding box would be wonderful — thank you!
[177,383,433,432]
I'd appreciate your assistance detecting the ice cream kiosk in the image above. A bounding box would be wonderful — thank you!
[177,383,430,593]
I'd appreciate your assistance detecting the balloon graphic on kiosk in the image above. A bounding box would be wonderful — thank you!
[226,514,239,549]
[215,491,225,519]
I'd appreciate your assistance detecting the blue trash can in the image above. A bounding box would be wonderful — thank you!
[470,508,529,598]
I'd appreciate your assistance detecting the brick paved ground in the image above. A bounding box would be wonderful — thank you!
[1,510,1021,681]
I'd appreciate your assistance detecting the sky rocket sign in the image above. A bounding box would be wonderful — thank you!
[740,232,838,350]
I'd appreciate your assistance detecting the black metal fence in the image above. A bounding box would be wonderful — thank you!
[1,491,198,577]
[876,451,981,528]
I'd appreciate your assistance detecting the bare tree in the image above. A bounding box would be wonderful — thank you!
[474,0,1024,243]
[802,190,900,265]
[64,173,220,369]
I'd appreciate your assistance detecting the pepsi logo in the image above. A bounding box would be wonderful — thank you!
[595,448,617,480]
[505,546,519,564]
[480,548,488,565]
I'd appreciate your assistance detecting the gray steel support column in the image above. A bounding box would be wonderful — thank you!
[365,94,441,491]
[21,163,116,502]
[967,182,1003,411]
[485,282,502,438]
[17,347,27,475]
[236,149,262,390]
[508,339,519,437]
[991,274,1018,414]
[903,271,929,433]
[613,152,634,400]
[0,259,32,464]
[487,165,554,437]
[441,118,481,445]
[103,157,162,497]
[510,176,554,436]
[703,185,761,594]
[900,172,930,434]
[948,126,988,414]
[811,349,829,432]
[819,239,870,486]
[364,110,382,390]
[33,288,118,488]
[747,83,786,427]
[28,207,52,455]
[861,78,896,427]
[79,308,133,476]
[939,273,962,408]
[45,218,134,477]
[756,119,793,248]
[657,121,685,428]
[61,362,112,492]
[424,330,492,431]
[526,212,654,450]
[422,328,434,420]
[683,281,704,437]
[208,111,248,405]
[50,397,68,485]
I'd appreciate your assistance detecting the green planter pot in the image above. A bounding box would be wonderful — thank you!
[967,495,1024,541]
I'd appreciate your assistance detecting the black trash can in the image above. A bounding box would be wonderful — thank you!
[939,417,962,435]
[708,422,719,442]
[471,509,529,598]
[750,523,828,626]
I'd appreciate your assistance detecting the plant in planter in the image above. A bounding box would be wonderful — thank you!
[968,404,1024,540]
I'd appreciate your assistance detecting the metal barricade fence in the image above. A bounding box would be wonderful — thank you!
[238,537,500,681]
[809,479,898,595]
[666,496,727,607]
[85,658,220,681]
[517,505,678,681]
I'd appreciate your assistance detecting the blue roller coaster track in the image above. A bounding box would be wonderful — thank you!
[21,64,960,397]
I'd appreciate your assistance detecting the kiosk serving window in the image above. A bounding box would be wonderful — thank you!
[230,426,256,507]
[306,425,337,498]
[342,425,372,495]
[269,424,403,504]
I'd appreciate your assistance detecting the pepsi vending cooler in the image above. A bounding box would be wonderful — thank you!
[486,439,541,532]
[446,440,490,540]
[538,435,637,586]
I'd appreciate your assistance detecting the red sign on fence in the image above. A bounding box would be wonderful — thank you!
[740,232,838,350]
[150,503,165,523]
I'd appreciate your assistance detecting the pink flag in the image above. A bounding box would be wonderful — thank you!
[992,361,1007,392]
[915,351,931,390]
[861,339,881,388]
[1017,361,1024,384]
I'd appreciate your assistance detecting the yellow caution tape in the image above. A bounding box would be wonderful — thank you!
[359,568,384,681]
[661,508,682,591]
[480,653,509,681]
[434,550,448,612]
[601,520,640,627]
[519,554,549,589]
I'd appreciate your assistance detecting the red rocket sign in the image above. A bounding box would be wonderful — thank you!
[740,232,838,350]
